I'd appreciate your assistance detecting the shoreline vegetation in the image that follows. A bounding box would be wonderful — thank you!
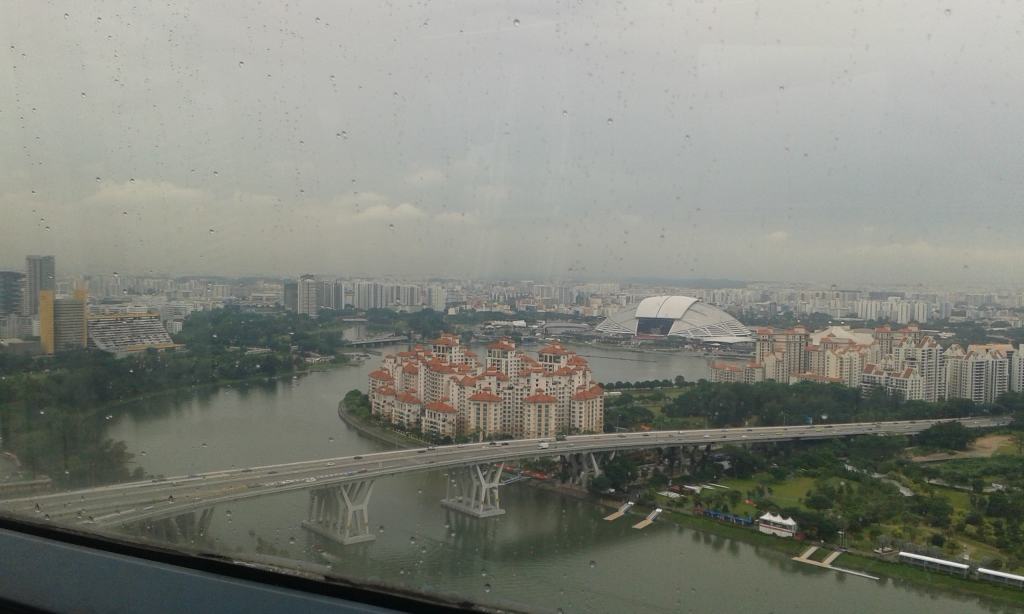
[338,398,1024,607]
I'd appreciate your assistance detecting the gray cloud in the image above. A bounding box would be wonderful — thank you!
[3,1,1023,284]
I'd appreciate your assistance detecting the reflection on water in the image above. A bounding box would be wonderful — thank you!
[102,346,1008,613]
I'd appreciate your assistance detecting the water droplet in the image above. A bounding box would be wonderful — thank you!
[95,176,101,182]
[34,504,41,513]
[481,569,488,577]
[140,450,147,456]
[420,546,427,554]
[944,8,952,16]
[561,109,568,116]
[238,60,245,67]
[409,536,417,544]
[328,436,334,443]
[63,12,69,19]
[208,228,215,234]
[80,92,86,97]
[778,85,785,92]
[201,442,208,448]
[168,495,174,502]
[589,560,596,568]
[417,488,423,495]
[512,18,520,27]
[378,525,385,534]
[288,536,296,544]
[43,513,50,520]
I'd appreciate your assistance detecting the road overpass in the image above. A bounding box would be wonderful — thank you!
[0,416,1008,546]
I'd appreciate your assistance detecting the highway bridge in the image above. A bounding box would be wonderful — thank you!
[0,416,1008,546]
[345,334,409,347]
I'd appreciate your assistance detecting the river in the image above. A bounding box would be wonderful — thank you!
[102,344,1010,613]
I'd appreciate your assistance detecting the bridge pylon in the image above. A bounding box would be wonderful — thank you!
[441,463,506,518]
[301,481,376,545]
[139,508,214,545]
[561,451,610,489]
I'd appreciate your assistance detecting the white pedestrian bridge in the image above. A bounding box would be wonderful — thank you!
[0,416,1007,546]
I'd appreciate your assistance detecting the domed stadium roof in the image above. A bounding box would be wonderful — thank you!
[596,296,752,343]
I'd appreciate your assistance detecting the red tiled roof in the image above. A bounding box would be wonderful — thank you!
[369,369,393,380]
[469,390,502,403]
[425,400,456,413]
[403,364,419,374]
[524,392,557,404]
[487,339,516,351]
[378,386,396,396]
[539,343,570,356]
[396,391,422,404]
[432,335,458,346]
[425,360,455,374]
[572,385,604,401]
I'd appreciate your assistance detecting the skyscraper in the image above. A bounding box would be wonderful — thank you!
[39,288,87,354]
[297,275,318,318]
[0,271,23,316]
[282,280,298,312]
[22,255,55,316]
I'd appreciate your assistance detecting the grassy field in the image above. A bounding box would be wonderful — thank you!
[838,552,1024,606]
[932,485,972,513]
[656,506,1024,607]
[720,476,815,510]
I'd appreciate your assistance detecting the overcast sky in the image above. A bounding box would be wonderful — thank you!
[3,1,1023,285]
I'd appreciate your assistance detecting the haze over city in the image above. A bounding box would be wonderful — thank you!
[4,2,1024,284]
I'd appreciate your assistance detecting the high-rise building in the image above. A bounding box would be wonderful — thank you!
[354,281,385,310]
[893,336,944,402]
[944,344,1009,405]
[22,255,55,316]
[0,271,24,316]
[282,280,298,312]
[427,285,447,312]
[297,275,318,318]
[1011,345,1024,393]
[39,289,87,354]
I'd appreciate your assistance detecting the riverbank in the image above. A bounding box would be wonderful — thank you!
[96,358,352,414]
[638,504,1024,607]
[337,400,425,449]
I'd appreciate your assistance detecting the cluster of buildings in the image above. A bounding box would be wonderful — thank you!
[711,325,1024,404]
[0,256,176,357]
[281,276,449,318]
[366,335,604,440]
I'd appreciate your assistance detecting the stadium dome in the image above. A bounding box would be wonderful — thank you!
[596,295,752,343]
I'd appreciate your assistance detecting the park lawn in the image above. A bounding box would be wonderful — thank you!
[932,486,971,514]
[954,532,1012,567]
[994,440,1021,456]
[768,476,816,508]
[718,476,815,510]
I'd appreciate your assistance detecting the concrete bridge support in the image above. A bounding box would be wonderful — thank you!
[561,451,613,489]
[441,463,505,518]
[301,481,376,545]
[140,508,214,544]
